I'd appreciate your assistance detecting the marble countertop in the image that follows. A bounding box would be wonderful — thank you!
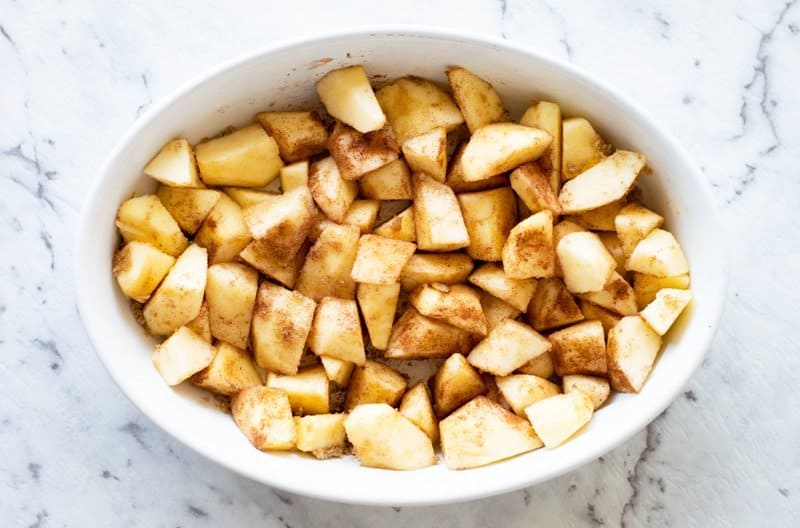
[2,0,798,525]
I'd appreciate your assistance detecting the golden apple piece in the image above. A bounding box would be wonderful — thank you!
[561,117,610,180]
[402,126,447,182]
[509,162,562,215]
[266,366,330,415]
[316,65,386,133]
[240,238,308,289]
[256,111,328,162]
[460,123,552,182]
[399,252,473,291]
[328,122,399,181]
[375,76,464,143]
[116,195,188,257]
[193,194,252,264]
[516,350,555,379]
[223,187,278,210]
[633,273,691,309]
[478,291,521,332]
[356,282,400,350]
[385,308,474,360]
[446,143,509,193]
[342,199,380,234]
[345,404,436,470]
[185,300,211,342]
[409,283,487,335]
[520,101,562,193]
[640,288,692,336]
[440,396,543,469]
[350,234,416,285]
[468,262,536,311]
[309,297,365,366]
[191,341,262,396]
[615,203,665,256]
[502,210,556,279]
[251,281,316,375]
[359,159,412,200]
[567,198,627,231]
[626,229,689,277]
[433,353,487,417]
[195,123,283,187]
[112,241,175,303]
[457,186,517,262]
[468,319,551,376]
[309,156,358,222]
[279,160,309,192]
[152,326,216,386]
[578,300,622,337]
[495,374,561,416]
[562,375,610,410]
[344,360,407,410]
[373,205,416,242]
[143,138,202,188]
[556,231,617,294]
[295,223,360,301]
[525,391,594,448]
[143,244,207,336]
[447,66,506,133]
[548,320,607,377]
[242,186,315,263]
[320,356,355,387]
[558,150,645,214]
[399,383,439,442]
[597,232,626,276]
[577,271,637,316]
[205,262,259,348]
[294,414,347,459]
[413,172,470,251]
[526,277,584,331]
[156,186,221,235]
[231,386,296,451]
[607,315,662,393]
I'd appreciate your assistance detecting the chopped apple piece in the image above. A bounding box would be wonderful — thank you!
[295,223,360,301]
[458,187,517,261]
[240,238,308,289]
[205,262,259,348]
[316,65,386,133]
[375,76,464,143]
[440,396,542,469]
[509,162,562,215]
[357,282,401,350]
[597,232,626,275]
[577,271,637,316]
[344,360,407,410]
[342,199,380,234]
[223,187,278,210]
[447,66,506,132]
[460,123,552,182]
[402,127,447,182]
[495,374,560,416]
[266,366,330,415]
[399,383,438,442]
[520,101,562,193]
[294,414,347,459]
[345,404,435,470]
[152,326,216,385]
[433,353,487,417]
[350,234,416,285]
[478,291,521,332]
[185,300,211,342]
[409,283,487,335]
[633,273,691,309]
[320,356,355,387]
[558,150,645,214]
[413,172,470,251]
[156,186,221,235]
[516,350,555,379]
[640,288,692,335]
[251,282,316,375]
[373,206,416,242]
[191,342,262,396]
[468,263,536,311]
[626,229,689,277]
[446,143,509,193]
[578,300,622,337]
[143,244,207,336]
[615,203,664,257]
[309,297,365,365]
[548,320,607,377]
[195,124,283,187]
[468,319,551,376]
[526,277,584,331]
[279,161,309,192]
[193,194,252,264]
[525,391,594,448]
[562,375,610,410]
[556,231,617,293]
[561,117,609,180]
[359,159,412,200]
[328,122,399,181]
[502,210,555,279]
[231,386,296,450]
[113,242,175,303]
[256,111,328,162]
[385,308,473,359]
[568,198,627,231]
[144,138,202,187]
[309,156,358,222]
[400,252,473,291]
[116,195,188,257]
[607,316,662,392]
[242,186,315,263]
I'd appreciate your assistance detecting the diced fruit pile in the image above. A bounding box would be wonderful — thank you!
[113,64,692,471]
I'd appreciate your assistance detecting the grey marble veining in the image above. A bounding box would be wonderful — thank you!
[1,0,798,526]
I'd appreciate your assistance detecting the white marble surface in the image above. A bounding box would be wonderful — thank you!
[1,0,798,525]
